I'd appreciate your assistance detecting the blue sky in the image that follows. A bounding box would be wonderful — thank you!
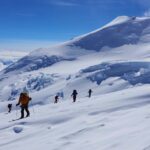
[0,0,150,51]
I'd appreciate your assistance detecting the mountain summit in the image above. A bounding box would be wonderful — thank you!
[69,16,150,51]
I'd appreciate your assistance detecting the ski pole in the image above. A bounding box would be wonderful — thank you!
[30,100,35,113]
[15,106,18,117]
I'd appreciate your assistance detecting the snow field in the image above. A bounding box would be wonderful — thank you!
[0,84,150,150]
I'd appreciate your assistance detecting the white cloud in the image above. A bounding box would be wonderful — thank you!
[49,0,79,7]
[0,39,62,52]
[136,0,150,7]
[144,9,150,16]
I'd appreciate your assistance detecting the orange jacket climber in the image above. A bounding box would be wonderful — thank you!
[16,93,31,106]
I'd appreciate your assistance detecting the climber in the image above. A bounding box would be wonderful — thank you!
[16,90,32,119]
[71,90,78,102]
[88,89,93,98]
[8,103,12,113]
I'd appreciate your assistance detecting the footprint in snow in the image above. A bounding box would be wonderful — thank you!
[47,126,51,130]
[99,124,105,127]
[13,126,23,133]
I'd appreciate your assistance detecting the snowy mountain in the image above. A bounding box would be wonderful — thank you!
[0,51,28,71]
[69,16,150,51]
[0,16,149,101]
[0,16,150,150]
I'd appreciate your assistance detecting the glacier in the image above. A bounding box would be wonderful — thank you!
[0,16,150,150]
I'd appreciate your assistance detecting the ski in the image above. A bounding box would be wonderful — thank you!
[9,117,28,122]
[9,118,23,122]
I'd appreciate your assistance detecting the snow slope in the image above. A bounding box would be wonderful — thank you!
[0,16,150,150]
[0,84,150,150]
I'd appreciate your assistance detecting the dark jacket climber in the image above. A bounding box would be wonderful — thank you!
[54,95,59,103]
[88,89,92,98]
[71,90,78,102]
[8,103,12,113]
[16,92,32,119]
